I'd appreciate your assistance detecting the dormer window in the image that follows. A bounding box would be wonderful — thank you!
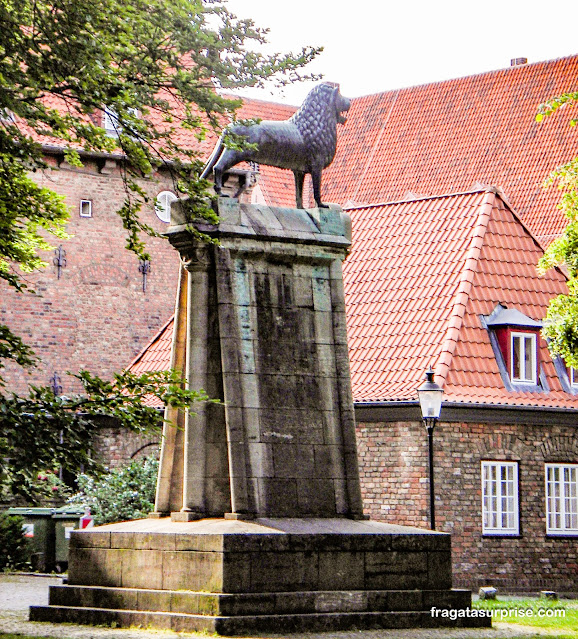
[483,304,543,390]
[571,368,578,388]
[103,106,139,137]
[103,107,119,137]
[511,332,537,384]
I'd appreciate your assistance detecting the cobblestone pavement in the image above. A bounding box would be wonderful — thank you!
[0,575,556,639]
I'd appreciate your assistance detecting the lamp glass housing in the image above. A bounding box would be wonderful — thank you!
[417,369,444,420]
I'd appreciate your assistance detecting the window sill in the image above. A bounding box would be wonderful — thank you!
[482,533,521,538]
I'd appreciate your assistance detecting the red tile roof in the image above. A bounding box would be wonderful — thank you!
[128,188,578,409]
[127,317,174,408]
[31,90,299,206]
[345,188,573,407]
[321,55,578,243]
[32,55,578,235]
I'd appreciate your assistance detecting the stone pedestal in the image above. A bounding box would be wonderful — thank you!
[30,518,489,634]
[30,200,489,633]
[155,199,365,521]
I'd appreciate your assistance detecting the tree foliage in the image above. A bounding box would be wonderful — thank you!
[537,95,578,367]
[0,513,32,570]
[0,368,212,501]
[0,0,318,488]
[0,0,320,375]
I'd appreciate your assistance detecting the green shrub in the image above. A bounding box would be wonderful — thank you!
[69,456,158,525]
[0,513,32,570]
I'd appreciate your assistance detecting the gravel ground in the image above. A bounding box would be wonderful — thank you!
[0,574,556,639]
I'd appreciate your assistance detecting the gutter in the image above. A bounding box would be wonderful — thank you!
[41,144,126,162]
[354,401,578,427]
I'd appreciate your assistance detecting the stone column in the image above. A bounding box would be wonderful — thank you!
[175,246,212,520]
[152,264,187,516]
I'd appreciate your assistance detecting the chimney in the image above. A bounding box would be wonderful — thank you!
[510,57,528,67]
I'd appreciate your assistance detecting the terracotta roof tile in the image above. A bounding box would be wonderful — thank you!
[29,55,578,235]
[343,188,577,407]
[319,55,578,242]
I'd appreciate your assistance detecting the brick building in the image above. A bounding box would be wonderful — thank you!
[3,55,578,590]
[346,189,578,594]
[5,55,578,391]
[0,152,181,395]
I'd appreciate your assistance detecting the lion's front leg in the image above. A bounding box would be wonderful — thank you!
[293,170,305,209]
[311,167,328,209]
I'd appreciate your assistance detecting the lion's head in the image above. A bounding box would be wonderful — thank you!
[291,82,351,168]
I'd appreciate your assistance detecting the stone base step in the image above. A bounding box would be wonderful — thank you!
[29,604,491,635]
[46,584,473,616]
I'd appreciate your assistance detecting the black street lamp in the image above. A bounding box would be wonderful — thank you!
[417,368,444,530]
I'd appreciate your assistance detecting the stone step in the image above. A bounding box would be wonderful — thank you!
[29,604,491,635]
[47,584,472,615]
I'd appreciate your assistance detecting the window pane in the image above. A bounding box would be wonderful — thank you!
[482,462,518,534]
[524,337,533,379]
[545,464,578,534]
[512,336,521,379]
[511,333,536,383]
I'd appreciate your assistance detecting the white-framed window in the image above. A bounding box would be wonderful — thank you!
[511,332,537,384]
[79,200,92,218]
[545,463,578,535]
[482,461,519,535]
[155,191,177,223]
[103,106,139,137]
[103,107,119,137]
[570,368,578,388]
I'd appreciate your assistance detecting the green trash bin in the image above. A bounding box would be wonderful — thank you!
[6,507,56,572]
[53,506,84,572]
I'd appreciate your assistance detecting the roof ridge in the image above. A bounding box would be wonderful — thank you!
[344,186,498,211]
[435,189,496,386]
[351,53,578,99]
[126,315,174,372]
[492,186,568,281]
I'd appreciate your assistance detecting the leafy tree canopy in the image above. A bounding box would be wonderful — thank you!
[0,0,319,496]
[537,94,578,368]
[0,368,213,501]
[0,0,320,374]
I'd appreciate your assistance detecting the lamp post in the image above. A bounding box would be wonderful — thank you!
[417,368,444,531]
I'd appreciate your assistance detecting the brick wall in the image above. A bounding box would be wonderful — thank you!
[1,155,256,395]
[92,424,160,469]
[356,418,578,595]
[1,155,180,394]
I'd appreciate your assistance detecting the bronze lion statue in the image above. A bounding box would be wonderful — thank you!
[201,82,350,209]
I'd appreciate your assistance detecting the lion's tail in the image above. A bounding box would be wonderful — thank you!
[200,136,224,180]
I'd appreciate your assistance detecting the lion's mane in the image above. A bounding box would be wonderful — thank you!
[290,83,340,168]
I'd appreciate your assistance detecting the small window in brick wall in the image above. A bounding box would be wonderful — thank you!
[155,191,177,223]
[571,368,578,388]
[483,304,542,389]
[79,200,92,218]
